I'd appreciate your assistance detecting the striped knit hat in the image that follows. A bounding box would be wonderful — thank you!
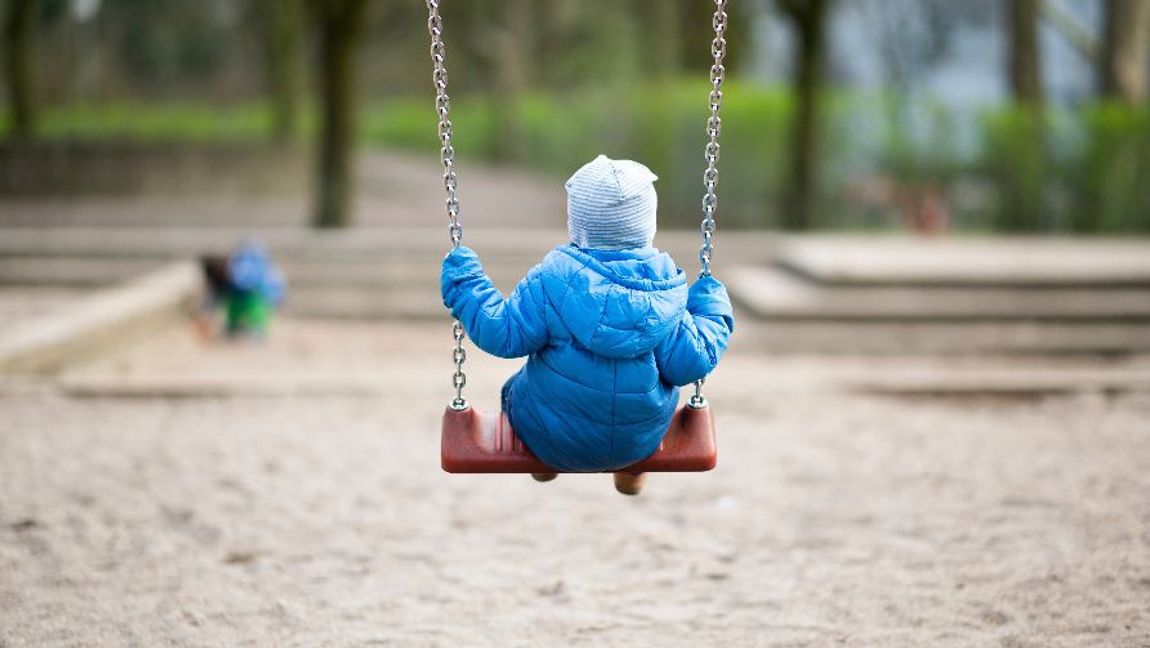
[565,155,658,250]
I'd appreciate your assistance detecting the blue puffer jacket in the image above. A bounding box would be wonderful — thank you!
[441,244,734,472]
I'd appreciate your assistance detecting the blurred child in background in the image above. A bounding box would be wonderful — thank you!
[197,240,285,340]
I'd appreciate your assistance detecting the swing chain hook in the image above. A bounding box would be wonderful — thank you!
[689,378,708,409]
[429,0,468,410]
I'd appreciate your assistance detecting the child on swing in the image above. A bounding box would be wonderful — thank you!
[441,155,734,495]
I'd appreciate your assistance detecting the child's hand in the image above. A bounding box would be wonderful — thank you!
[687,275,735,331]
[441,246,484,306]
[439,245,549,359]
[443,244,478,267]
[442,245,481,278]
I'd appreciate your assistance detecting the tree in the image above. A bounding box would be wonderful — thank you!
[777,0,832,231]
[3,0,36,139]
[489,0,531,162]
[1008,0,1043,106]
[440,0,534,162]
[647,0,684,80]
[309,0,369,228]
[256,0,303,143]
[1100,0,1150,103]
[1004,0,1046,231]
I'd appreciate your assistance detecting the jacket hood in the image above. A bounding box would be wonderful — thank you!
[554,245,687,359]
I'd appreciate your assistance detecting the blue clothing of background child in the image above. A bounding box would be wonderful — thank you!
[441,155,734,473]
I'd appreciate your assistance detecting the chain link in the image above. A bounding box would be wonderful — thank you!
[429,0,725,411]
[451,320,467,410]
[699,0,727,279]
[691,0,728,409]
[428,0,468,410]
[427,0,462,248]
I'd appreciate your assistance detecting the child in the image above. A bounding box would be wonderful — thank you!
[441,155,734,495]
[198,240,285,340]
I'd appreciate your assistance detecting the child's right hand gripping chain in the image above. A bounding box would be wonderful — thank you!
[653,275,735,387]
[440,245,548,359]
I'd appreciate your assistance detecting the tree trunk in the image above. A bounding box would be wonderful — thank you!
[311,0,368,229]
[1100,0,1150,103]
[648,0,680,79]
[492,0,530,162]
[778,0,831,231]
[1005,0,1046,231]
[3,0,36,139]
[261,0,303,143]
[1008,0,1043,106]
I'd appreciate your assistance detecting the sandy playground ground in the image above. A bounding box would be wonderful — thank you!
[1,320,1148,646]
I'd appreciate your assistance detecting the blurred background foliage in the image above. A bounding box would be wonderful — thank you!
[2,0,1149,233]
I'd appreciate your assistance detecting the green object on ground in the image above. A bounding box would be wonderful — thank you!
[225,291,273,335]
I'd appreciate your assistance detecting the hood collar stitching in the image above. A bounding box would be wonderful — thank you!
[558,245,685,292]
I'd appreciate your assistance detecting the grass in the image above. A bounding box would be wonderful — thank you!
[4,101,275,142]
[4,82,1149,233]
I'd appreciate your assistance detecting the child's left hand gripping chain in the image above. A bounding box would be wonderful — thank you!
[653,274,735,387]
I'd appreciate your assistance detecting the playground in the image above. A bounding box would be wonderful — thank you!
[1,317,1147,646]
[4,0,1150,645]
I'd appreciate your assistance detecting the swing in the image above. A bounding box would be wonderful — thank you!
[427,0,729,474]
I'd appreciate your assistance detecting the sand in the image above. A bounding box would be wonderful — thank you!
[1,321,1149,647]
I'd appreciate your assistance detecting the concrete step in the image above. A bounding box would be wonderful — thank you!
[0,256,536,291]
[12,256,1148,355]
[779,237,1150,287]
[0,226,558,259]
[288,284,1150,354]
[285,286,444,320]
[0,263,198,373]
[733,320,1150,355]
[0,288,91,337]
[729,266,1150,323]
[0,226,764,263]
[845,364,1150,396]
[0,257,166,287]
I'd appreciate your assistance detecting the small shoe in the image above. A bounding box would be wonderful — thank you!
[532,472,558,483]
[613,472,646,496]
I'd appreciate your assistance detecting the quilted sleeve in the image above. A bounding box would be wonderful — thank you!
[441,246,549,359]
[653,275,735,387]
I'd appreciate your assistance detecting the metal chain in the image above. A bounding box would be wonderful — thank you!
[690,0,728,410]
[699,0,726,279]
[451,319,467,409]
[427,0,462,248]
[428,0,468,410]
[429,0,725,411]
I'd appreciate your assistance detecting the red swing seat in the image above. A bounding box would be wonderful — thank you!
[441,404,717,473]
